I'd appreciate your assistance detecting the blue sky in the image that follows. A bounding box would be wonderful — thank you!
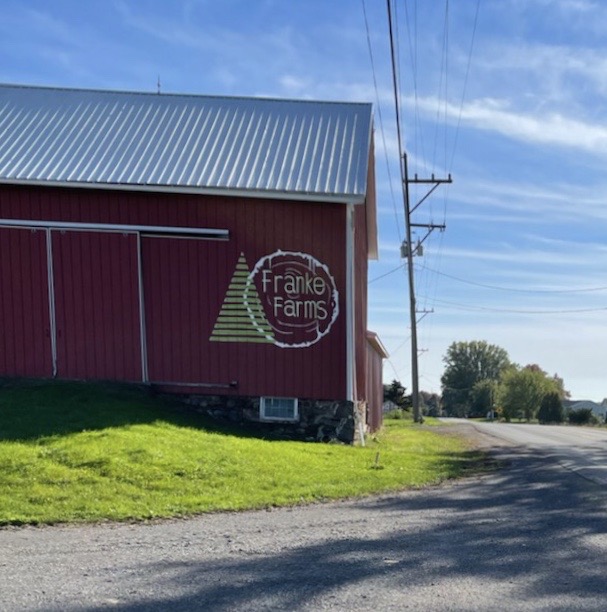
[2,0,607,401]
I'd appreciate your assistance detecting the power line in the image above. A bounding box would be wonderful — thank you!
[386,357,404,382]
[403,0,426,172]
[370,261,607,311]
[387,0,424,423]
[415,263,607,293]
[369,262,406,283]
[424,295,607,314]
[386,0,407,192]
[407,1,454,391]
[361,0,403,243]
[419,1,481,337]
[449,0,481,172]
[431,0,450,176]
[384,3,482,403]
[370,261,607,294]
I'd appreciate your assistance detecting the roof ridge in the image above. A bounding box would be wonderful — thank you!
[0,82,372,109]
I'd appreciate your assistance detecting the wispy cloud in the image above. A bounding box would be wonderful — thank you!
[462,187,607,225]
[409,95,607,153]
[437,244,602,267]
[509,0,600,17]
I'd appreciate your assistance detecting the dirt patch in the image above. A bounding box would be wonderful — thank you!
[423,422,486,444]
[426,422,512,473]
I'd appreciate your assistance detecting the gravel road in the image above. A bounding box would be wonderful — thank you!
[1,424,607,611]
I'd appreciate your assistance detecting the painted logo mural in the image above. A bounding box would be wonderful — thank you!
[210,250,339,348]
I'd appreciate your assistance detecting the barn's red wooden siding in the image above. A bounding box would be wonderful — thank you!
[366,337,385,432]
[0,184,347,400]
[0,227,52,377]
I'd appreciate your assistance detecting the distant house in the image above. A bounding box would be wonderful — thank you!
[0,83,386,442]
[382,400,399,413]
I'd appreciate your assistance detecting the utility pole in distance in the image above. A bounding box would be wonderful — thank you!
[401,152,452,423]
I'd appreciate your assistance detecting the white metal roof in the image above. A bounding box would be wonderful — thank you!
[0,84,373,203]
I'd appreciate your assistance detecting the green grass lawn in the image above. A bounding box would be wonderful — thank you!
[0,381,484,526]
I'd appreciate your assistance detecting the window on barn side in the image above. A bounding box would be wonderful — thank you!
[260,397,299,422]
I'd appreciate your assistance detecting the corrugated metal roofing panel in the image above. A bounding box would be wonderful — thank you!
[0,84,372,202]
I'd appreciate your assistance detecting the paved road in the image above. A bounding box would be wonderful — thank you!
[1,425,607,611]
[450,420,607,486]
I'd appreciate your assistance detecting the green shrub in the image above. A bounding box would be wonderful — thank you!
[568,407,598,425]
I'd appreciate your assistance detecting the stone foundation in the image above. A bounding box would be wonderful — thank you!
[175,393,367,444]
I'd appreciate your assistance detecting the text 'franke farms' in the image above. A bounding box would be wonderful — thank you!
[247,251,339,348]
[261,269,330,320]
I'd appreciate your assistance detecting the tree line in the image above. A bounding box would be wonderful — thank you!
[383,340,597,423]
[440,340,568,422]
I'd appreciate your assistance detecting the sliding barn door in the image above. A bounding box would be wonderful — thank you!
[51,230,143,381]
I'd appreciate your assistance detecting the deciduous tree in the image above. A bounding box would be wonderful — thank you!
[441,341,511,416]
[470,379,498,418]
[498,365,563,422]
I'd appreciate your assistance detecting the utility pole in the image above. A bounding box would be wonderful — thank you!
[402,152,452,423]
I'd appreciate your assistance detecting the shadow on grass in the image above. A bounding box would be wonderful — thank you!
[0,378,268,442]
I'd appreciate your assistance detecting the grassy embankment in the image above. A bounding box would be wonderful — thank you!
[0,381,484,526]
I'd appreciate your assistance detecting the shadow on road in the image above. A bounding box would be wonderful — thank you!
[85,447,607,611]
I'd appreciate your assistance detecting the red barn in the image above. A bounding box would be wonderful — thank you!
[0,84,386,442]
